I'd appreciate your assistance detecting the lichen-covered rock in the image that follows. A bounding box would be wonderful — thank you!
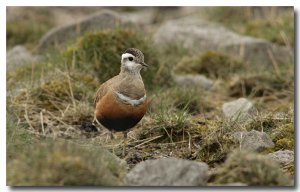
[232,130,274,151]
[174,74,214,90]
[268,150,294,165]
[222,98,256,122]
[126,158,209,186]
[153,17,292,67]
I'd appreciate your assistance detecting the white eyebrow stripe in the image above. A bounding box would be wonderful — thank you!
[115,92,146,106]
[122,53,135,60]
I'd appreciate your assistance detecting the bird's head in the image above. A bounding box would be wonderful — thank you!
[121,48,148,74]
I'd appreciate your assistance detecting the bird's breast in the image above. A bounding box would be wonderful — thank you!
[95,91,148,132]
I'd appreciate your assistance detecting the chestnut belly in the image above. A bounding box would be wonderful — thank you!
[95,93,147,132]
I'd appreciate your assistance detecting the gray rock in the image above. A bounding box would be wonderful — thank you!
[174,74,214,90]
[222,98,256,122]
[268,150,294,165]
[36,9,151,52]
[126,158,209,186]
[153,17,292,67]
[232,130,274,151]
[6,45,36,71]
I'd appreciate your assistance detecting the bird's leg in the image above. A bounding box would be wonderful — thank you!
[110,131,115,140]
[92,116,101,132]
[122,131,128,157]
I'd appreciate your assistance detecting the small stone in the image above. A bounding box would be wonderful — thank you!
[126,158,208,186]
[222,98,256,122]
[232,130,274,151]
[174,74,214,90]
[268,150,294,165]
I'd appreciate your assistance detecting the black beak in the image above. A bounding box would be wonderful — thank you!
[141,62,148,68]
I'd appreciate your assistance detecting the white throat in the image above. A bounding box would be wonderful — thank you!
[115,92,146,106]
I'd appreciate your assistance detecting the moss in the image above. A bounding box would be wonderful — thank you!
[271,123,294,150]
[64,29,171,90]
[7,140,125,186]
[213,150,291,186]
[175,51,242,79]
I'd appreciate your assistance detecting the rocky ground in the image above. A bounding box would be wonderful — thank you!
[6,7,294,186]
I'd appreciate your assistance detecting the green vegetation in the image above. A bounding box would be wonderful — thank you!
[7,140,125,186]
[64,29,171,89]
[175,51,242,79]
[213,150,291,186]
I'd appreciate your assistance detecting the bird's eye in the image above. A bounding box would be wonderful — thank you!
[128,57,133,61]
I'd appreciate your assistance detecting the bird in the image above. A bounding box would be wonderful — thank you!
[93,48,148,156]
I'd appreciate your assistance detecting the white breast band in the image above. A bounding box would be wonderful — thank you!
[115,92,146,106]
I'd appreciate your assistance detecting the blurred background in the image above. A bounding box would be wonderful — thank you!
[6,7,294,186]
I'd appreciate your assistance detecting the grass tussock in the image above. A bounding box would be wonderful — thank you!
[175,51,242,79]
[64,29,171,89]
[212,150,291,186]
[7,140,125,186]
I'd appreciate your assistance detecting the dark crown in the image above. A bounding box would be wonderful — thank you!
[124,48,144,62]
